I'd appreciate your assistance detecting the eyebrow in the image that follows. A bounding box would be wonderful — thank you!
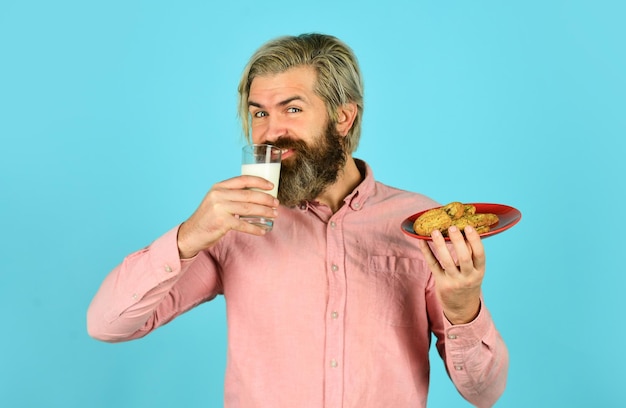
[248,96,306,109]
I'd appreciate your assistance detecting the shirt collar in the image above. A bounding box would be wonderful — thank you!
[343,158,374,211]
[297,158,375,213]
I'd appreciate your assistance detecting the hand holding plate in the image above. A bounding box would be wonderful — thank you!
[417,225,484,325]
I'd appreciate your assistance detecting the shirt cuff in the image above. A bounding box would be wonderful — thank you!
[147,225,186,276]
[443,299,496,349]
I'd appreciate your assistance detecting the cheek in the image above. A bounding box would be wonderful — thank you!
[250,123,266,143]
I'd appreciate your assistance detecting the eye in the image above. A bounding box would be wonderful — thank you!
[286,107,302,113]
[253,111,268,118]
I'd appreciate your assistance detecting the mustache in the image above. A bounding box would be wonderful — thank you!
[264,137,307,151]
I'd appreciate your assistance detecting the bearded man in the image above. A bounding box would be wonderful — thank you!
[88,33,508,408]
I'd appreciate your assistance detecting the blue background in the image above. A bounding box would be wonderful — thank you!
[1,0,624,407]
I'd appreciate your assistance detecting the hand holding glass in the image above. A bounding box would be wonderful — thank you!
[240,144,282,231]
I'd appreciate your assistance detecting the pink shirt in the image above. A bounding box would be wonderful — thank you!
[87,160,508,408]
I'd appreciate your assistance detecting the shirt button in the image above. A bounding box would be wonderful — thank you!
[164,265,173,273]
[331,311,339,319]
[331,264,338,272]
[132,293,138,300]
[448,334,458,339]
[330,359,338,368]
[330,221,336,229]
[354,202,360,209]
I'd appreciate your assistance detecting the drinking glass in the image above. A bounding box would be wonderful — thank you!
[240,144,282,231]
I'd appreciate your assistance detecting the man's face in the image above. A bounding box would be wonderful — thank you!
[247,66,347,206]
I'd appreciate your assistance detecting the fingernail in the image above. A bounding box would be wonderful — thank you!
[448,226,458,233]
[432,230,442,238]
[465,226,474,233]
[273,208,278,216]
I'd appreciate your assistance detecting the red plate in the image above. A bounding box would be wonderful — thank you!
[401,203,522,241]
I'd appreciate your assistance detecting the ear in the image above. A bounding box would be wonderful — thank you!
[335,102,358,137]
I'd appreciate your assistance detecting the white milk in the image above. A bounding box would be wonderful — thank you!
[241,162,281,197]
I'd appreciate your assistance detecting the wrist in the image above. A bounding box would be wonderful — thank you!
[443,298,481,325]
[177,222,200,259]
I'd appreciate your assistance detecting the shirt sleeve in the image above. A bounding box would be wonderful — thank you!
[436,300,509,408]
[86,225,222,342]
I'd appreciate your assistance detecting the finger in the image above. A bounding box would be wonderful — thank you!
[446,226,474,272]
[464,226,486,271]
[233,218,271,236]
[215,201,276,237]
[430,229,458,272]
[240,188,280,207]
[199,188,278,231]
[210,200,276,237]
[416,239,443,273]
[215,188,279,215]
[230,200,279,219]
[218,175,276,192]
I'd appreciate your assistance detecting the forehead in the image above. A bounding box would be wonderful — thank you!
[249,66,318,102]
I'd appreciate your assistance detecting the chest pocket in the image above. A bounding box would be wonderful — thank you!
[368,255,430,327]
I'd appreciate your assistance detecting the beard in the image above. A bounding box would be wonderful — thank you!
[272,122,347,207]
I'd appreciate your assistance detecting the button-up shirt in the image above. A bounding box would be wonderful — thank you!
[87,160,508,408]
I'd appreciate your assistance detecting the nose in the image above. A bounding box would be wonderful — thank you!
[255,115,287,144]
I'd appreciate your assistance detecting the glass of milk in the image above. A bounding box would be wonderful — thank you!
[241,144,282,231]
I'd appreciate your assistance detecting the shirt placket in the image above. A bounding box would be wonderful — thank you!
[323,214,347,408]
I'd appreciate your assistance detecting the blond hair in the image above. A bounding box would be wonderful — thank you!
[238,33,364,153]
